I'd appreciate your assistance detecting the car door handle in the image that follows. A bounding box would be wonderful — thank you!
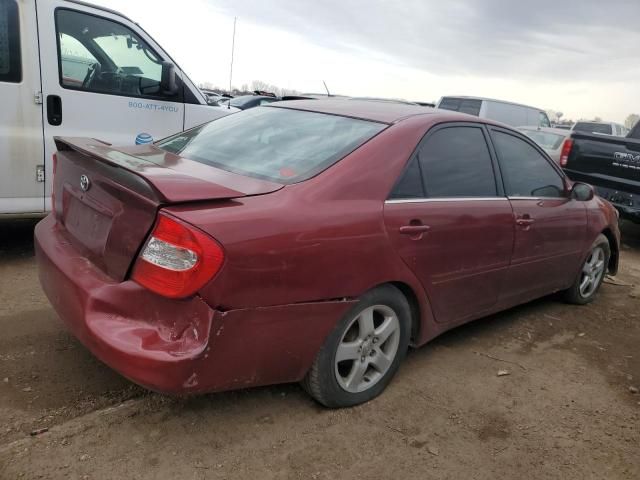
[516,217,535,227]
[399,225,431,234]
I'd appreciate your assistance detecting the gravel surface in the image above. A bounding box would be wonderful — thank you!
[1,218,639,479]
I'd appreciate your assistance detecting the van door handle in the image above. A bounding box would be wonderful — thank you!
[47,95,62,126]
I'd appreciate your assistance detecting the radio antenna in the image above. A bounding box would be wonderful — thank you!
[322,80,331,97]
[228,17,237,108]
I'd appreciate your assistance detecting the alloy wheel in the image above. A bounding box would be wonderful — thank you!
[334,305,401,393]
[579,246,606,298]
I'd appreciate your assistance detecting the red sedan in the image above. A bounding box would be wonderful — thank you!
[35,100,620,407]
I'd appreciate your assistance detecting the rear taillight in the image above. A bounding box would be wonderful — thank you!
[132,213,224,299]
[51,153,58,213]
[560,139,573,167]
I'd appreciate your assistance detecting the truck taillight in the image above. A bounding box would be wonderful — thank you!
[51,153,58,214]
[132,213,224,299]
[560,139,573,167]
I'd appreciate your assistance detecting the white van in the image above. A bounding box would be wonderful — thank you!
[0,0,235,216]
[436,96,551,128]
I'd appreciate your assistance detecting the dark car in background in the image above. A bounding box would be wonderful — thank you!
[563,124,640,222]
[572,121,629,137]
[35,101,619,408]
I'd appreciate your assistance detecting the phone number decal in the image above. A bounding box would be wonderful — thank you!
[128,101,180,113]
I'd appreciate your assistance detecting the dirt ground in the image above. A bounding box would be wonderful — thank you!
[0,219,639,480]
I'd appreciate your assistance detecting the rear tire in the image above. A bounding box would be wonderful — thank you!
[563,234,610,305]
[302,285,411,408]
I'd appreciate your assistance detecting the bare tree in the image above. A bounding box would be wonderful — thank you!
[198,79,301,97]
[625,114,640,130]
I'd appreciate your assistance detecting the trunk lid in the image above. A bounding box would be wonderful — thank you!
[52,137,283,281]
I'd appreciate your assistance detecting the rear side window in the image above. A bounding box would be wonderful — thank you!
[0,0,21,83]
[491,131,565,198]
[157,107,386,184]
[418,126,497,198]
[438,98,482,117]
[389,157,424,199]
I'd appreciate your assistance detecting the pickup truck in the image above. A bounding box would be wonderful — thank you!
[562,123,640,222]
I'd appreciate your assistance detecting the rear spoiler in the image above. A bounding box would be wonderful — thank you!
[53,137,261,203]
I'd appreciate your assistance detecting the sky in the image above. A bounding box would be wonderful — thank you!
[93,0,640,123]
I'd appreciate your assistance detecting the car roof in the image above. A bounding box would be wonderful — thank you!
[270,99,439,124]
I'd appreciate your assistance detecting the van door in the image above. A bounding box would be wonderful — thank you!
[35,1,186,210]
[0,0,45,214]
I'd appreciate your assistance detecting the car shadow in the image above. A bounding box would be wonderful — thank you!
[620,219,640,249]
[0,218,41,260]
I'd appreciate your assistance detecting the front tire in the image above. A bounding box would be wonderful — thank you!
[302,285,411,408]
[563,234,610,305]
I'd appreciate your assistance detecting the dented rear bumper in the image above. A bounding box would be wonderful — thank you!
[35,215,354,394]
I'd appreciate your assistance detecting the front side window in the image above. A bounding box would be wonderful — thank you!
[0,0,21,83]
[157,107,385,184]
[59,33,97,86]
[56,9,172,100]
[417,126,497,198]
[539,112,551,128]
[491,131,565,198]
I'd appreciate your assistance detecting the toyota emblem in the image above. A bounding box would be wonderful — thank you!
[80,174,91,192]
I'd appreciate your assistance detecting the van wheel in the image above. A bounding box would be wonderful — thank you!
[563,234,610,305]
[302,285,411,408]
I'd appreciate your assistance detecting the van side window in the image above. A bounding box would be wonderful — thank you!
[0,0,21,83]
[491,130,565,198]
[418,126,497,198]
[55,9,177,100]
[438,98,482,116]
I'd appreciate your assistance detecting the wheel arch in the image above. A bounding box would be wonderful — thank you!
[600,227,619,275]
[388,281,422,346]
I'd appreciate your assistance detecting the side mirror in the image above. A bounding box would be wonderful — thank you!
[571,182,595,202]
[160,61,178,95]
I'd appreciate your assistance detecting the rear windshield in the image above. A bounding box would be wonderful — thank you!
[519,130,566,150]
[157,107,386,183]
[438,97,482,116]
[573,122,612,135]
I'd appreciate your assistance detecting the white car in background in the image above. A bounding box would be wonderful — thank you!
[517,126,572,165]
